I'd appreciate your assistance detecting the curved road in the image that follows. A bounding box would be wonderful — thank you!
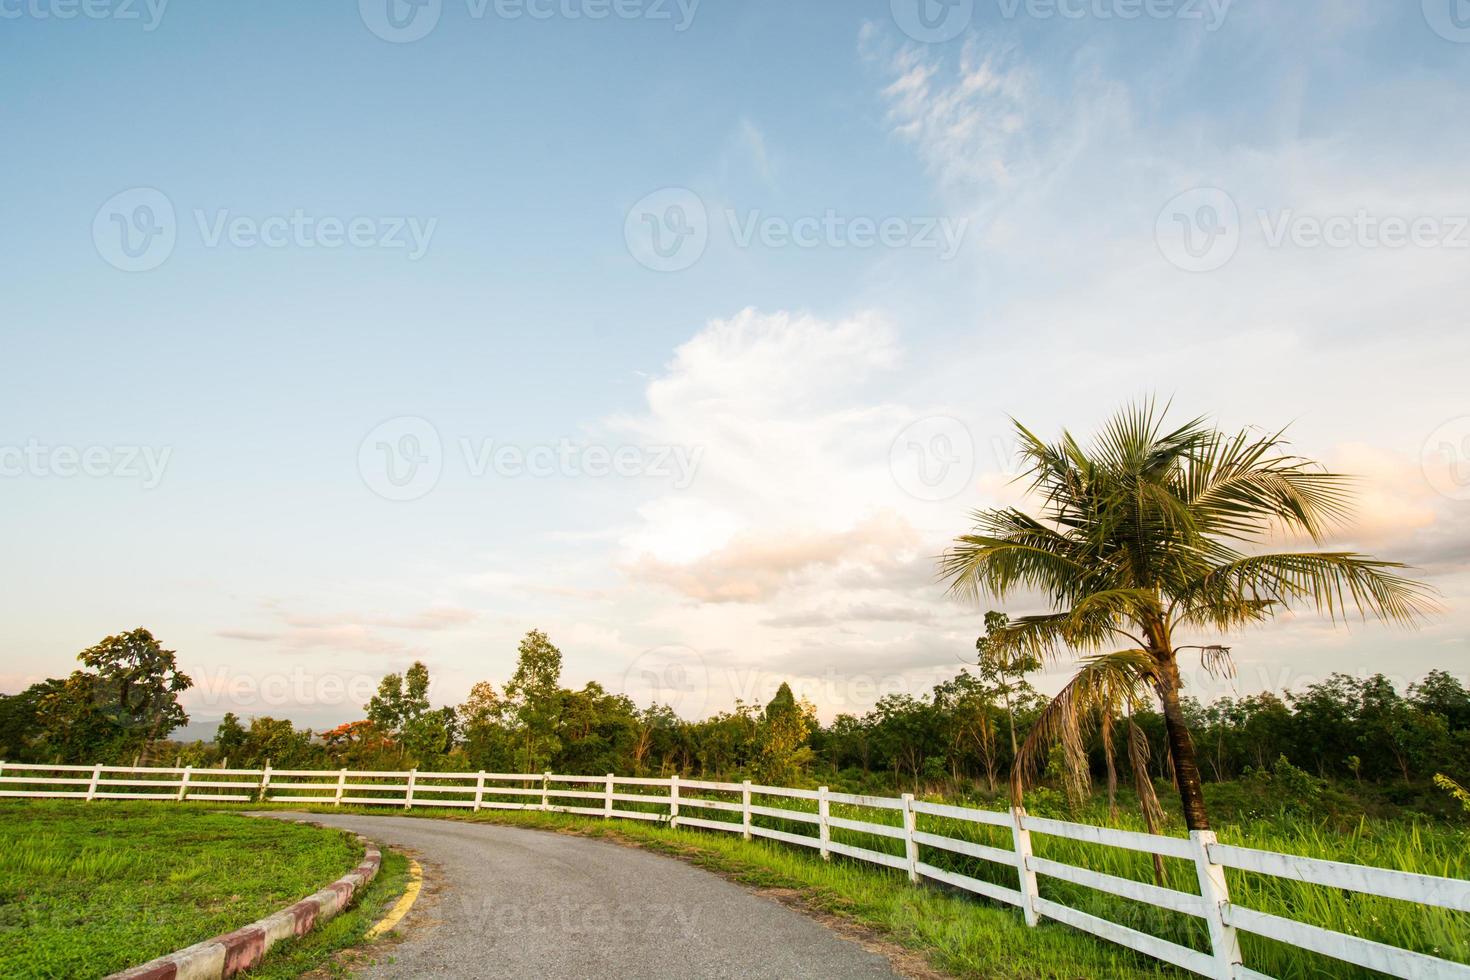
[257,812,901,979]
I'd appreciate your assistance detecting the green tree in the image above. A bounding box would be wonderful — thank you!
[458,681,514,771]
[689,704,760,776]
[0,678,65,761]
[755,683,814,784]
[931,672,999,791]
[366,661,432,733]
[1411,670,1470,731]
[240,716,320,768]
[504,630,564,772]
[941,403,1433,830]
[214,712,247,762]
[554,682,639,775]
[975,611,1042,766]
[44,629,194,762]
[870,693,938,789]
[35,673,120,762]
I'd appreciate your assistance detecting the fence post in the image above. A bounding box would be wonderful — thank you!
[604,773,614,818]
[474,770,485,813]
[86,762,102,802]
[1190,830,1242,979]
[818,786,831,861]
[901,793,920,884]
[404,768,417,810]
[542,771,551,811]
[668,773,680,828]
[741,780,753,841]
[259,761,272,803]
[1010,805,1040,927]
[334,768,346,807]
[177,765,192,802]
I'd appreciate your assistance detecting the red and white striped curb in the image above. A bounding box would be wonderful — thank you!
[107,834,382,980]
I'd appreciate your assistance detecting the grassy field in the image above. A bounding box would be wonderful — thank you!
[0,802,374,979]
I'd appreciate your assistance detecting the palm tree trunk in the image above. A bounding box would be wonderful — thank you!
[1155,657,1211,831]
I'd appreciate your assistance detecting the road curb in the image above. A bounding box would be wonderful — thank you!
[106,832,381,980]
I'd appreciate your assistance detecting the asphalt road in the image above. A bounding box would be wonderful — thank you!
[256,812,902,979]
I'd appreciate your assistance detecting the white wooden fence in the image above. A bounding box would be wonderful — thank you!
[3,760,1466,979]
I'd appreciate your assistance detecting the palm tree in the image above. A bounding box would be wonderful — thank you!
[941,403,1435,830]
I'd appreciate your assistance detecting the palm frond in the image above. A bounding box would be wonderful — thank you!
[1182,552,1440,627]
[1012,650,1157,793]
[939,509,1095,604]
[1182,427,1355,543]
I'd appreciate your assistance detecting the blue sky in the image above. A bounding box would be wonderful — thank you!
[4,0,1469,732]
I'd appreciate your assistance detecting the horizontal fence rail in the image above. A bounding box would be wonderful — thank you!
[2,760,1466,980]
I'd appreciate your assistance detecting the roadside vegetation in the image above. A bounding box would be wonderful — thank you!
[0,802,368,979]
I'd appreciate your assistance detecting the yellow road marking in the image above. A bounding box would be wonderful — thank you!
[366,859,423,939]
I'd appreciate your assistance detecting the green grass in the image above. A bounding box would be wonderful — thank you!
[0,801,367,979]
